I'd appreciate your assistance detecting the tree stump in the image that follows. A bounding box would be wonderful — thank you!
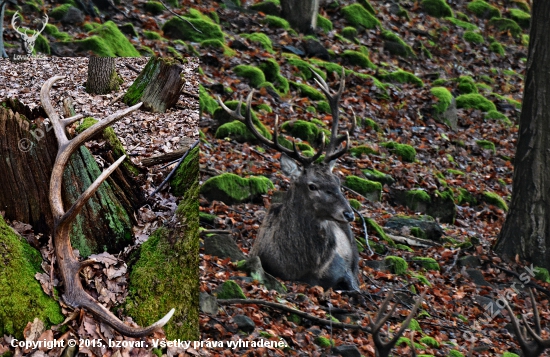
[0,104,136,257]
[123,57,186,113]
[86,57,122,95]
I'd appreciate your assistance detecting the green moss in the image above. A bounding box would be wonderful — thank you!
[242,32,274,53]
[345,176,382,200]
[456,93,496,112]
[342,26,358,40]
[259,58,289,94]
[281,120,324,144]
[213,101,272,139]
[485,110,510,123]
[509,8,530,28]
[410,227,427,239]
[200,173,274,204]
[467,0,501,19]
[233,65,266,88]
[420,336,440,348]
[316,101,330,114]
[363,117,380,131]
[315,336,333,347]
[170,147,199,196]
[126,149,199,339]
[199,85,219,115]
[363,168,395,185]
[456,188,476,206]
[250,0,281,15]
[341,3,380,29]
[445,17,478,31]
[350,145,378,157]
[349,199,361,210]
[285,57,326,80]
[380,69,424,87]
[463,31,484,44]
[476,139,496,152]
[406,189,431,210]
[144,1,164,15]
[162,14,224,42]
[215,121,258,143]
[534,267,550,283]
[217,280,246,299]
[0,216,63,338]
[502,353,520,357]
[290,81,324,100]
[446,169,464,175]
[522,34,530,46]
[50,3,72,20]
[421,0,453,18]
[488,41,505,55]
[413,257,440,271]
[44,24,71,41]
[482,191,508,211]
[448,350,465,357]
[384,256,408,275]
[489,18,522,37]
[143,30,163,40]
[76,21,140,56]
[382,141,417,162]
[367,218,396,246]
[431,87,453,113]
[263,15,290,30]
[381,30,415,57]
[341,50,376,69]
[491,93,522,109]
[317,14,333,33]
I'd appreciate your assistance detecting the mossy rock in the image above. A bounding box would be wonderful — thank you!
[509,8,530,28]
[217,280,247,299]
[249,0,280,16]
[126,176,199,339]
[431,86,453,113]
[317,14,333,33]
[215,121,261,143]
[170,146,199,196]
[489,41,505,55]
[285,57,326,80]
[463,31,484,44]
[200,173,274,204]
[476,139,496,152]
[233,65,266,88]
[241,33,274,53]
[213,101,272,140]
[358,0,376,14]
[419,336,441,348]
[488,18,522,37]
[379,69,424,87]
[290,81,324,100]
[349,199,361,210]
[342,26,358,40]
[0,215,64,338]
[385,215,444,241]
[263,15,290,30]
[44,24,71,41]
[199,84,219,115]
[404,189,431,211]
[201,39,236,56]
[342,50,377,69]
[482,191,508,211]
[144,1,165,15]
[485,110,511,124]
[162,14,224,42]
[456,93,496,112]
[445,17,478,31]
[467,0,501,19]
[457,76,478,94]
[258,59,289,93]
[381,30,415,57]
[75,21,140,56]
[367,218,396,246]
[350,145,379,157]
[362,168,395,185]
[382,141,416,162]
[281,120,324,145]
[456,187,477,206]
[384,256,408,275]
[344,176,382,202]
[50,3,72,20]
[421,0,453,18]
[341,3,380,29]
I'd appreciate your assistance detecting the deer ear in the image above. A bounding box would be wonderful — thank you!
[328,160,337,172]
[280,154,302,179]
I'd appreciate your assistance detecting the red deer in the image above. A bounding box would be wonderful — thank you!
[42,76,174,336]
[219,69,360,290]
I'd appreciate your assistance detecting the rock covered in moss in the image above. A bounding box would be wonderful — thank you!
[485,110,510,123]
[0,216,63,338]
[489,41,505,55]
[144,1,165,15]
[384,256,408,275]
[76,21,140,56]
[509,8,530,28]
[290,81,325,100]
[249,0,280,16]
[386,215,444,241]
[162,11,224,42]
[259,58,289,94]
[476,139,496,153]
[201,173,274,204]
[263,15,290,30]
[170,146,199,196]
[204,233,246,261]
[213,101,272,139]
[350,145,378,157]
[446,17,479,31]
[382,141,417,162]
[217,280,246,299]
[488,18,522,37]
[421,0,453,18]
[341,3,380,29]
[380,69,424,87]
[362,168,395,185]
[316,14,333,33]
[456,93,496,112]
[467,0,501,19]
[463,31,484,44]
[344,175,382,201]
[281,120,325,145]
[382,30,415,57]
[456,187,477,206]
[233,65,266,88]
[199,84,219,115]
[482,191,508,211]
[242,32,274,53]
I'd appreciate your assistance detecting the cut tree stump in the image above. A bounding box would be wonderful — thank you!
[0,104,137,257]
[123,57,186,113]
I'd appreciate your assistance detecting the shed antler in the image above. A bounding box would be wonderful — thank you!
[217,68,354,167]
[43,76,174,337]
[502,287,550,356]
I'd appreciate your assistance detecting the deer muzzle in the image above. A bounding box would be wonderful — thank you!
[343,210,355,222]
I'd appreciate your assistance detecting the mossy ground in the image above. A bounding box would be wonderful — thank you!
[0,215,63,338]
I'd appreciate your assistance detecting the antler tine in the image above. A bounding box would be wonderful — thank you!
[11,11,24,36]
[217,92,325,166]
[42,76,174,337]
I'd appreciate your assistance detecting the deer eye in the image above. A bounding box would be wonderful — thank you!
[308,184,318,191]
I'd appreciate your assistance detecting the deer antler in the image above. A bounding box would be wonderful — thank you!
[217,91,325,166]
[43,76,174,337]
[502,287,550,356]
[308,67,355,163]
[11,11,26,37]
[28,13,48,40]
[367,290,426,357]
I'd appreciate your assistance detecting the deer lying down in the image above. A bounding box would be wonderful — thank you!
[219,68,360,291]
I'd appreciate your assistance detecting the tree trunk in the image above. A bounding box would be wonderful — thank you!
[86,57,122,95]
[123,57,186,113]
[494,1,550,269]
[0,104,134,257]
[280,0,319,34]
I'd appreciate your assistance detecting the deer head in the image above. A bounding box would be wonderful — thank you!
[11,11,48,56]
[42,75,174,336]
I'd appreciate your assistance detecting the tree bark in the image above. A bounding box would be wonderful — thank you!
[123,57,186,113]
[0,104,134,257]
[140,136,195,167]
[86,57,122,95]
[494,1,550,268]
[280,0,319,34]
